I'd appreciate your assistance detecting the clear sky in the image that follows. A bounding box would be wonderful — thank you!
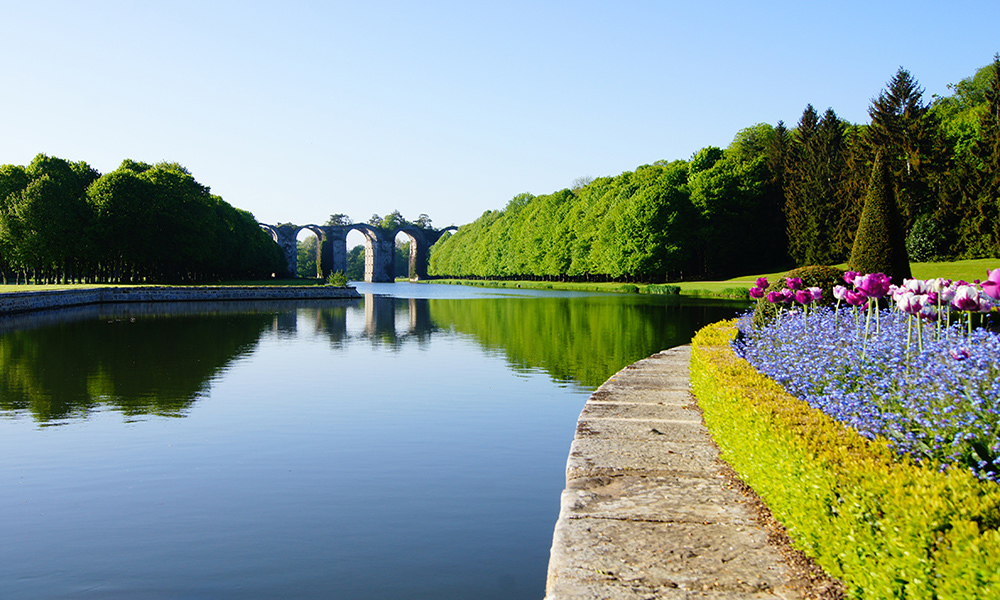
[1,0,997,234]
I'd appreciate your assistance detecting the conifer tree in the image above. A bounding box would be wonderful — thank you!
[867,67,941,229]
[848,153,912,283]
[965,54,1000,255]
[784,105,820,265]
[784,105,851,265]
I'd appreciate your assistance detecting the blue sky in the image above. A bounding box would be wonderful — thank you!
[1,0,997,236]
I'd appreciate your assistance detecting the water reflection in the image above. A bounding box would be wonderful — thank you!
[0,291,744,423]
[0,305,275,423]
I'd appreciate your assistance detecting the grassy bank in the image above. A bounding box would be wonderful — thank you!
[424,258,1000,298]
[2,259,995,296]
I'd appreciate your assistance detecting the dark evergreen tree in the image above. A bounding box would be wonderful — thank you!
[784,105,851,265]
[867,67,941,230]
[848,153,912,283]
[960,54,1000,256]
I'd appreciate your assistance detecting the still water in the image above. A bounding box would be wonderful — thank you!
[0,283,744,599]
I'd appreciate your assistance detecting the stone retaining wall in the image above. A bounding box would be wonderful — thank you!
[544,345,805,599]
[0,286,360,316]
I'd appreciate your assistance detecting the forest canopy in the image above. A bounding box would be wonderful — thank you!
[0,156,284,283]
[430,55,1000,281]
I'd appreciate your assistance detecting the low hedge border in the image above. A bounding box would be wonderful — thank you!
[690,320,1000,599]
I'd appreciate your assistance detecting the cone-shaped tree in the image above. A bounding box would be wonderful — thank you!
[848,152,912,284]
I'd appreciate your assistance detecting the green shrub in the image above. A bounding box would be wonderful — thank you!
[619,284,640,293]
[326,270,348,287]
[906,214,947,262]
[644,284,681,295]
[691,321,1000,599]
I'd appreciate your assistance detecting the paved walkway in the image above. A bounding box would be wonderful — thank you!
[544,345,812,599]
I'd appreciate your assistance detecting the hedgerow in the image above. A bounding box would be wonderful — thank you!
[691,320,1000,599]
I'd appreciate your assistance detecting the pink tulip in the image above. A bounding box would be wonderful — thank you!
[749,286,765,299]
[950,347,970,361]
[786,277,803,290]
[854,273,891,299]
[808,287,822,301]
[795,289,813,305]
[844,290,868,307]
[843,271,858,285]
[895,291,925,315]
[951,285,982,311]
[833,285,848,301]
[901,278,929,295]
[981,269,1000,300]
[928,278,952,293]
[756,277,769,289]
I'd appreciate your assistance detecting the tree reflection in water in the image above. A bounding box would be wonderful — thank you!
[0,293,742,423]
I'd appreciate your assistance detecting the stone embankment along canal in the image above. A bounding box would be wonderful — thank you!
[545,345,815,600]
[0,285,360,316]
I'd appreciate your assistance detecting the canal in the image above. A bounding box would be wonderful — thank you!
[0,282,745,599]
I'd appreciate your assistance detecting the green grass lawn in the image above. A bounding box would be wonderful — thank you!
[424,258,1000,298]
[2,260,996,297]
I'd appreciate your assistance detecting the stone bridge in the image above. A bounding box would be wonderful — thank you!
[258,223,457,282]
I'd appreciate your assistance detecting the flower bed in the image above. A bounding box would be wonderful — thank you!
[691,321,1000,598]
[740,271,1000,481]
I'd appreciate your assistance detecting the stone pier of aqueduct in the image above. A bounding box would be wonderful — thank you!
[258,222,456,283]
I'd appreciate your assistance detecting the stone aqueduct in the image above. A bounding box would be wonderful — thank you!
[259,222,457,283]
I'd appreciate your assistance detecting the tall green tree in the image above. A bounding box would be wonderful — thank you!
[867,67,941,230]
[848,153,912,283]
[784,106,853,266]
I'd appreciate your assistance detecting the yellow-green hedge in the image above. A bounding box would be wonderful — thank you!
[690,320,1000,599]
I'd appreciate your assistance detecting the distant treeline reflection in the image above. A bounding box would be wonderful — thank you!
[426,296,743,388]
[0,306,276,422]
[0,294,743,422]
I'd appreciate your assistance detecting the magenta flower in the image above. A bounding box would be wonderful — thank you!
[786,277,803,290]
[766,290,786,304]
[982,269,1000,301]
[951,285,982,311]
[843,271,858,285]
[949,347,970,361]
[756,277,769,289]
[808,287,822,301]
[844,290,868,307]
[894,291,925,315]
[928,278,953,294]
[854,273,891,299]
[749,286,765,299]
[901,278,929,295]
[794,289,814,305]
[919,304,939,322]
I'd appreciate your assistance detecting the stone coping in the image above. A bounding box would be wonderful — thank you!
[0,285,360,316]
[544,345,807,599]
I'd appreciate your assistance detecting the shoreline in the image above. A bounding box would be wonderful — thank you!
[544,345,840,599]
[0,285,361,316]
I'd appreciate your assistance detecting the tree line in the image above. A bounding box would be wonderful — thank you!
[0,156,284,284]
[430,55,1000,281]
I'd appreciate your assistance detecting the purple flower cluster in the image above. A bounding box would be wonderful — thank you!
[749,276,822,306]
[736,271,1000,481]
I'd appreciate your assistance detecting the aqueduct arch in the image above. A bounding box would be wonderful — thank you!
[261,222,457,283]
